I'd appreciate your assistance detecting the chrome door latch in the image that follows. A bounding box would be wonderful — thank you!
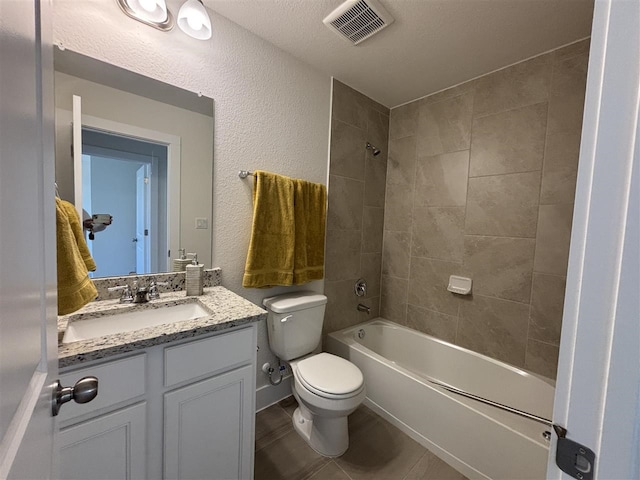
[52,376,99,416]
[554,425,596,480]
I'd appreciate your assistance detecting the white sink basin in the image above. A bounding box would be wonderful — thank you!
[62,302,211,344]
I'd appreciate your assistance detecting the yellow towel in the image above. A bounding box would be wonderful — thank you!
[58,199,96,272]
[242,171,296,288]
[56,198,97,315]
[293,179,326,285]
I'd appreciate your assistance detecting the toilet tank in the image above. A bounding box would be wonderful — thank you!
[263,292,328,361]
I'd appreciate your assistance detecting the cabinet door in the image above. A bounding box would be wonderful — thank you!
[164,365,254,480]
[59,403,147,480]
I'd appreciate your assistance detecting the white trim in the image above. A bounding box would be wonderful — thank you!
[255,376,293,412]
[72,95,82,220]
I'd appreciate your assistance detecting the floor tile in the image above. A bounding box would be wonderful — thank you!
[335,413,426,480]
[308,461,352,480]
[278,395,299,417]
[255,404,294,452]
[404,451,468,480]
[254,429,329,480]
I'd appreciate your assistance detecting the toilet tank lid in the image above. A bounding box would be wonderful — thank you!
[263,291,327,313]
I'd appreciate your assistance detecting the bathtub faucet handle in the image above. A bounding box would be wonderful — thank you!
[354,279,367,297]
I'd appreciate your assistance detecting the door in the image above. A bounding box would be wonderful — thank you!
[135,164,150,274]
[548,0,640,478]
[0,0,57,478]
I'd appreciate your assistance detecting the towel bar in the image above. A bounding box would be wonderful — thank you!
[238,170,254,178]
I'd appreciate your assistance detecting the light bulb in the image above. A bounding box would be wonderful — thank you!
[138,0,157,13]
[177,0,212,40]
[186,14,203,31]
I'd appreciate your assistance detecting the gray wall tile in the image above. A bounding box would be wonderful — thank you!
[540,130,581,205]
[361,253,382,298]
[332,80,367,129]
[408,257,461,316]
[534,203,574,276]
[384,186,414,231]
[416,91,474,156]
[547,53,589,134]
[412,206,465,262]
[382,230,411,279]
[362,207,385,253]
[327,175,364,231]
[525,339,560,379]
[463,236,535,303]
[474,54,552,117]
[325,229,362,281]
[387,136,417,185]
[415,150,469,207]
[330,119,366,180]
[530,274,566,345]
[381,275,409,323]
[465,172,541,238]
[323,278,360,334]
[364,155,388,207]
[405,304,458,343]
[458,295,529,367]
[469,103,547,176]
[389,102,418,139]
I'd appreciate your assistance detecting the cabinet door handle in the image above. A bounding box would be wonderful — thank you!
[52,376,99,416]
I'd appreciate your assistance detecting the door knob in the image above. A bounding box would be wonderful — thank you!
[52,376,98,416]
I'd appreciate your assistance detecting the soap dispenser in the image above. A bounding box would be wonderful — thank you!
[185,253,204,296]
[173,248,191,272]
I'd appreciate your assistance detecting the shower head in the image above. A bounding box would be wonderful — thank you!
[366,142,381,156]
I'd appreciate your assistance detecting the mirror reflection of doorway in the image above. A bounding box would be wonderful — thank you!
[81,128,168,277]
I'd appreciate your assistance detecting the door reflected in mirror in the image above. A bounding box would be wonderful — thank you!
[82,128,169,277]
[54,48,214,278]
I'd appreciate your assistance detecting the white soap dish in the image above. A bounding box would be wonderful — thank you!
[447,275,472,295]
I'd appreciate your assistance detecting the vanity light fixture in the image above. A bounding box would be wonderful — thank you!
[177,0,212,40]
[116,0,174,31]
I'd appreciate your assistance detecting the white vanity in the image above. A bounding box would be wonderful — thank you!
[57,286,265,480]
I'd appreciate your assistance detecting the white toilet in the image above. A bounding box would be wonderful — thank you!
[263,292,366,457]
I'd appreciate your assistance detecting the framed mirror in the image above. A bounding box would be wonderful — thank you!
[54,48,214,278]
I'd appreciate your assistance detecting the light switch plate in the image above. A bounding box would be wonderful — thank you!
[195,217,208,229]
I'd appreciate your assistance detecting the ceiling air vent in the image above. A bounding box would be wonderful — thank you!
[323,0,395,46]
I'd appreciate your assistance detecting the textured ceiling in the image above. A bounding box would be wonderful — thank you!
[206,0,594,108]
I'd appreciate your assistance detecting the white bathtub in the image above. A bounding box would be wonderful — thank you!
[326,319,555,480]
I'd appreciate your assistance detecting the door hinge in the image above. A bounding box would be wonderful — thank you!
[144,229,149,236]
[554,425,596,480]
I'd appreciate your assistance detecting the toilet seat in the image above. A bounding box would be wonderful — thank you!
[295,353,364,400]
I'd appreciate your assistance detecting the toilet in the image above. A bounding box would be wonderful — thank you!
[263,291,365,457]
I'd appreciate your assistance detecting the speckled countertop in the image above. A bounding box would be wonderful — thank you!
[58,286,266,369]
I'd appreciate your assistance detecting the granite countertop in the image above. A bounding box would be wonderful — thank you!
[58,286,266,369]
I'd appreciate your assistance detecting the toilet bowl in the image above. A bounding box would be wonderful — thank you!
[263,292,366,457]
[289,353,366,457]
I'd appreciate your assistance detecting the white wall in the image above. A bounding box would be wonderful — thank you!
[52,0,332,392]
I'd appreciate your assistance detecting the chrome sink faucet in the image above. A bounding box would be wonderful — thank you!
[107,284,134,303]
[108,280,169,303]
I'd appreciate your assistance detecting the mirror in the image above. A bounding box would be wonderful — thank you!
[54,49,214,278]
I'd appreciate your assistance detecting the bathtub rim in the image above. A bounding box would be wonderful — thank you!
[328,317,556,389]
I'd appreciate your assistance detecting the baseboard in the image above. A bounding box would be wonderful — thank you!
[256,375,292,412]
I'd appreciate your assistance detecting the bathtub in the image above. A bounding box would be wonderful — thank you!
[325,319,555,480]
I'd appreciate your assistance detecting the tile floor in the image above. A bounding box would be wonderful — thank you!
[255,397,468,480]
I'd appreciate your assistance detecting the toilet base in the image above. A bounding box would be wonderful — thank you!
[292,406,349,457]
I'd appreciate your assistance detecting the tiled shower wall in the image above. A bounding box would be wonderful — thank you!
[323,80,390,335]
[380,39,590,379]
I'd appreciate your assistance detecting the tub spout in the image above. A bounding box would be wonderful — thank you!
[357,303,370,314]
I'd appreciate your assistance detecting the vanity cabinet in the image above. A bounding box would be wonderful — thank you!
[57,325,257,480]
